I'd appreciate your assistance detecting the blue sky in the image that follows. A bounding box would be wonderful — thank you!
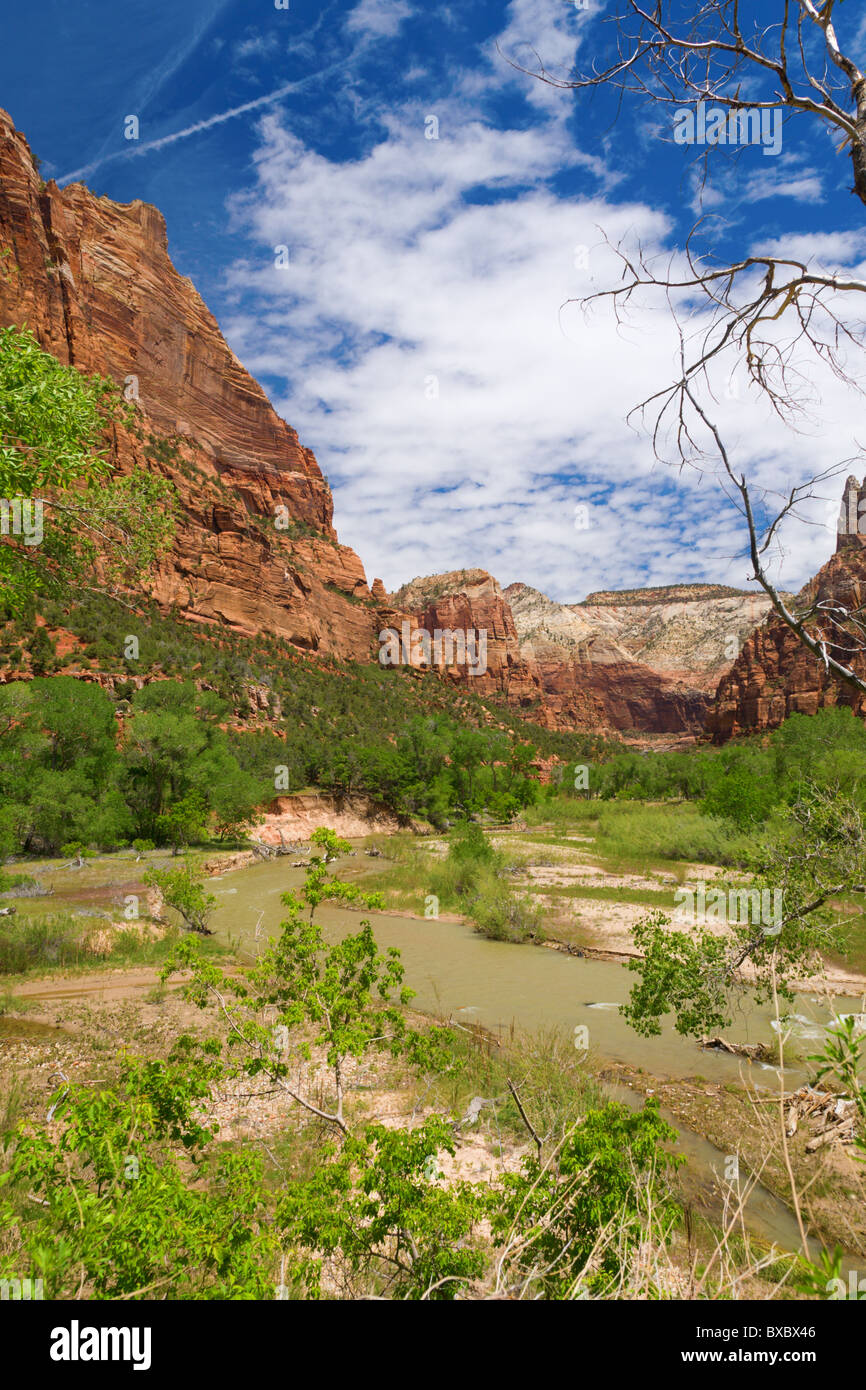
[2,0,866,600]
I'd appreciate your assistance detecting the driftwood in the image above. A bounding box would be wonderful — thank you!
[764,1085,859,1151]
[249,834,311,861]
[699,1036,769,1061]
[446,1016,501,1050]
[507,1077,543,1160]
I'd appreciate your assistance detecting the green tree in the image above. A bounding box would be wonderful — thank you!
[145,857,217,935]
[164,828,447,1134]
[122,683,262,843]
[0,326,176,600]
[156,791,209,855]
[28,624,55,675]
[700,753,776,829]
[0,677,131,853]
[0,1044,277,1299]
[493,1100,680,1297]
[278,1118,488,1299]
[622,787,866,1038]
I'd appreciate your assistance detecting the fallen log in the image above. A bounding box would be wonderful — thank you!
[761,1085,859,1152]
[805,1120,856,1153]
[699,1036,769,1061]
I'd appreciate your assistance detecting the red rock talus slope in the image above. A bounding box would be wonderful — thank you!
[0,108,374,657]
[708,482,866,741]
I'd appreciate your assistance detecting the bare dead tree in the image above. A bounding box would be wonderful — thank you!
[512,1,866,695]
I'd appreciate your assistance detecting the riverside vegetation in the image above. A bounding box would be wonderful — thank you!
[0,830,682,1300]
[1,325,865,1298]
[1,829,862,1299]
[3,661,866,1295]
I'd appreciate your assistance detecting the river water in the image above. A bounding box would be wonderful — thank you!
[208,852,864,1266]
[209,854,860,1088]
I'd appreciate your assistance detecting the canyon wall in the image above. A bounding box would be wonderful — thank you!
[707,478,866,741]
[388,572,774,736]
[0,107,375,658]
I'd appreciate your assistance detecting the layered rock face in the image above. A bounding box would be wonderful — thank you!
[506,582,775,692]
[526,646,710,735]
[383,570,548,707]
[708,479,866,741]
[0,108,374,657]
[387,573,772,735]
[506,581,773,735]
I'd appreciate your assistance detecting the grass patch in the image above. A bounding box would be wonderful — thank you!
[423,1023,605,1151]
[0,911,225,976]
[0,987,33,1017]
[523,799,754,870]
[362,826,543,943]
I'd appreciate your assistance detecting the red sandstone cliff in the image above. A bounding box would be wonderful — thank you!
[387,571,718,735]
[0,108,375,657]
[708,480,866,741]
[504,579,774,737]
[379,570,548,709]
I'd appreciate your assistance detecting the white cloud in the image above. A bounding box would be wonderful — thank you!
[491,0,586,107]
[218,3,866,603]
[751,231,866,265]
[742,172,823,204]
[234,33,281,61]
[345,0,412,40]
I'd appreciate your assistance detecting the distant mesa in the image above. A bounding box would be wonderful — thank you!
[578,583,757,607]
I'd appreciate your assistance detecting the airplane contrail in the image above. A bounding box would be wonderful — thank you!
[58,66,341,185]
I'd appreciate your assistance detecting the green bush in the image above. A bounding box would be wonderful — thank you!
[468,871,543,943]
[427,823,542,942]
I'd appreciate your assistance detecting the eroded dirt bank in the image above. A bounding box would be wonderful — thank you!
[257,794,405,844]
